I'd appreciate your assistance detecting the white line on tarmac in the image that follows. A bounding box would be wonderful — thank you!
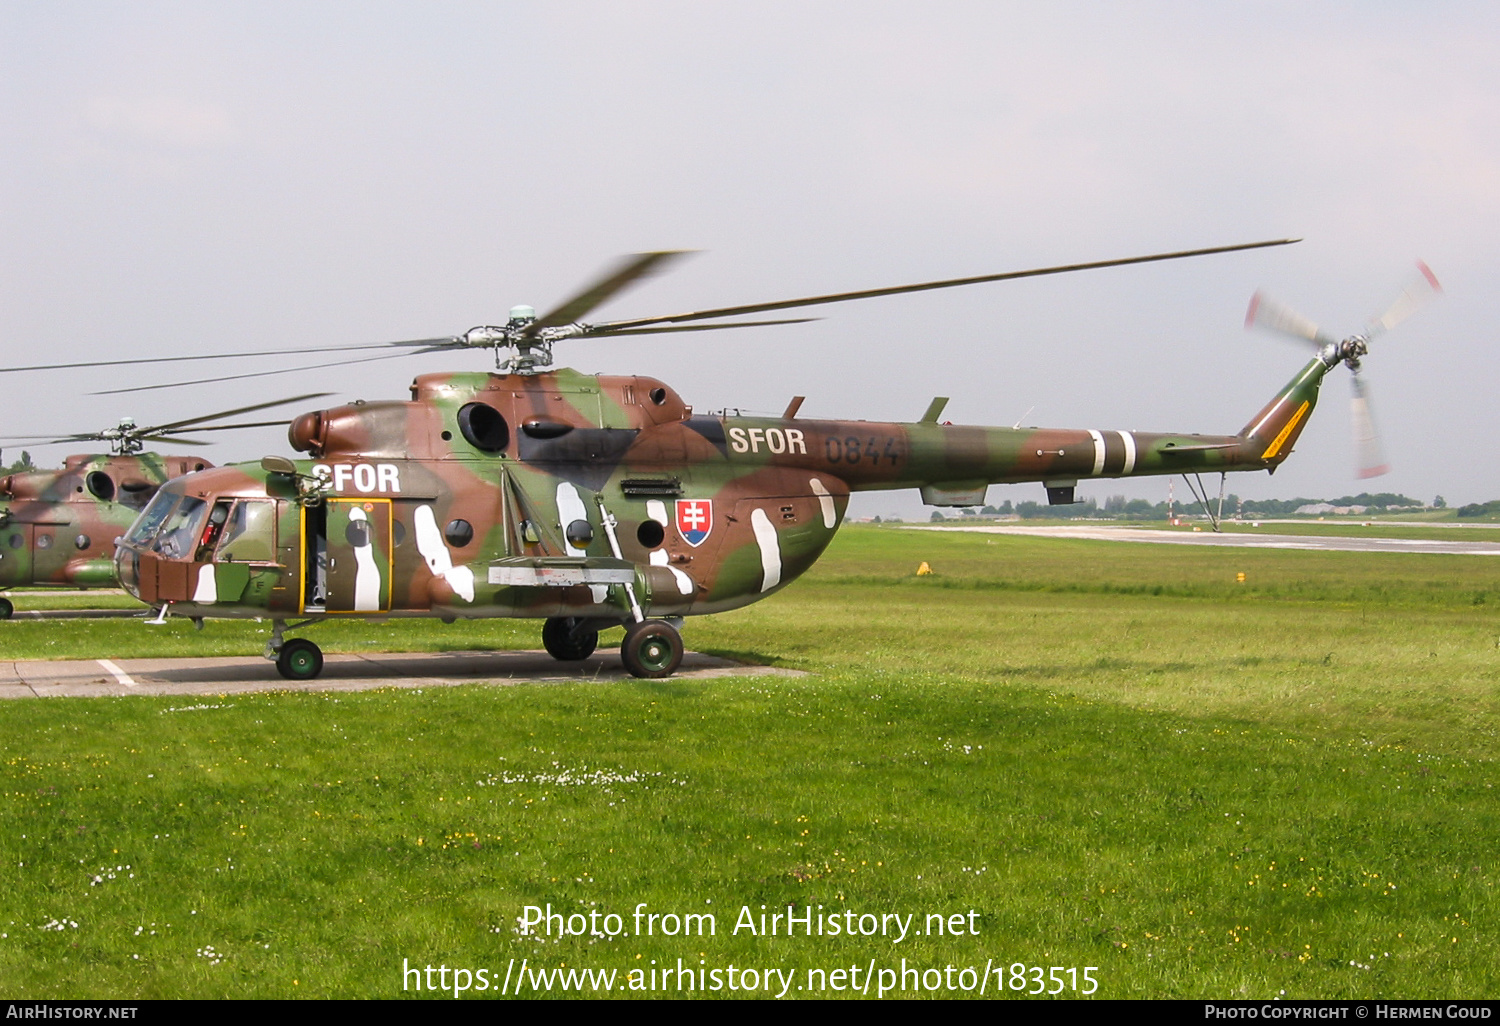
[97,659,138,688]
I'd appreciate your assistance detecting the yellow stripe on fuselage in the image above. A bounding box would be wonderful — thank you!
[1260,400,1310,460]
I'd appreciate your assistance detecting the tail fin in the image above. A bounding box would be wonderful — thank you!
[1238,357,1331,468]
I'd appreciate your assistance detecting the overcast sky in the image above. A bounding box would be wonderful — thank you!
[2,2,1495,515]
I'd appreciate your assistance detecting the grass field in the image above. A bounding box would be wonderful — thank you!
[1,525,1497,999]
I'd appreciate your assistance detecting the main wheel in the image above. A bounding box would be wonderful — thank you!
[542,617,598,661]
[0,597,12,619]
[276,638,324,681]
[620,619,683,679]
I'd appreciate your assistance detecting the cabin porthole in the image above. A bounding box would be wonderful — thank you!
[444,519,474,547]
[565,519,593,547]
[636,520,665,548]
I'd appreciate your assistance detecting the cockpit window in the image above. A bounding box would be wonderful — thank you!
[125,491,179,548]
[152,496,208,559]
[216,500,276,562]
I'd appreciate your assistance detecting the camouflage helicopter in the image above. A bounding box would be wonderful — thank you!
[0,395,329,617]
[99,239,1424,681]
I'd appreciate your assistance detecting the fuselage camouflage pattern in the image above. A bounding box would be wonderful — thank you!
[113,351,1330,626]
[0,453,213,591]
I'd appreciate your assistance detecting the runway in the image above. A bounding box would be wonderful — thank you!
[904,524,1500,555]
[0,649,801,699]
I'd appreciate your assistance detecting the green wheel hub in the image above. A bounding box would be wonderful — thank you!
[621,620,683,679]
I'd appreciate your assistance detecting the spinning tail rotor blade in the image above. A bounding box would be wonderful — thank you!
[1349,370,1389,479]
[1245,291,1333,347]
[1366,260,1442,339]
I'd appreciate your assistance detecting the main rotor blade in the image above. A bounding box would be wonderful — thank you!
[1349,371,1389,479]
[90,351,412,395]
[0,343,407,377]
[137,392,333,435]
[0,433,97,444]
[585,317,819,337]
[137,435,212,447]
[1366,260,1442,339]
[1245,290,1333,347]
[587,239,1300,332]
[528,251,693,335]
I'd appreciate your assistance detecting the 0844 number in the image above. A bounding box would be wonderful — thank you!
[824,435,901,466]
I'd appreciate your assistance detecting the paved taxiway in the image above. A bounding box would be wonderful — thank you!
[0,649,800,699]
[906,524,1500,555]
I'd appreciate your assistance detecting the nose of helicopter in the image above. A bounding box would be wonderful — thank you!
[113,541,142,599]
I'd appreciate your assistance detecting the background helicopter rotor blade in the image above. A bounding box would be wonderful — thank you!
[586,239,1300,333]
[1365,260,1443,339]
[135,392,333,436]
[0,393,331,451]
[1244,290,1335,347]
[1349,369,1389,479]
[527,251,693,335]
[151,419,306,434]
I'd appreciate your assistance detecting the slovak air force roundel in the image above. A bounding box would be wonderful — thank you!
[675,499,713,547]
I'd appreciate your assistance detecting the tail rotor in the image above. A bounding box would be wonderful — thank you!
[1245,261,1441,479]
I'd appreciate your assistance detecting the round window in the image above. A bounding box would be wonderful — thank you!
[75,534,91,551]
[565,519,594,547]
[344,520,371,547]
[36,534,52,550]
[444,519,474,547]
[636,519,665,548]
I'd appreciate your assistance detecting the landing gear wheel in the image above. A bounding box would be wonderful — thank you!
[542,617,598,661]
[276,638,324,681]
[620,619,683,679]
[0,597,12,619]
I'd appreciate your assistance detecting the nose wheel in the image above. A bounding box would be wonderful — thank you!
[620,619,684,679]
[275,638,324,681]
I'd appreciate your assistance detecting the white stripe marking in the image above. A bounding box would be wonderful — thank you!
[809,477,836,528]
[1247,395,1288,440]
[750,508,782,592]
[192,564,217,603]
[556,482,606,602]
[649,548,695,595]
[1118,430,1137,475]
[414,505,475,603]
[98,659,137,688]
[347,507,381,611]
[1088,430,1105,476]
